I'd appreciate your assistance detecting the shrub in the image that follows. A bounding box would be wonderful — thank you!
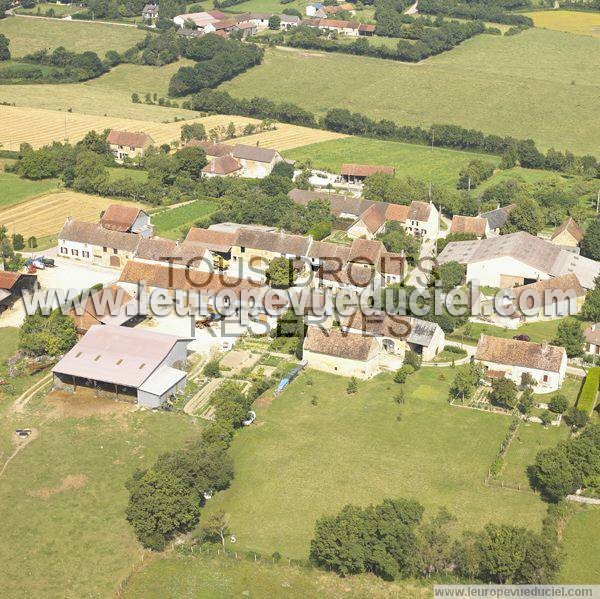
[548,394,568,415]
[403,350,421,371]
[203,359,221,378]
[540,410,553,427]
[347,377,358,394]
[577,367,600,415]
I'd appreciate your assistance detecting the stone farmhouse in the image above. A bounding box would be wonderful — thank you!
[584,324,600,359]
[107,130,153,164]
[449,215,489,239]
[479,204,515,235]
[550,217,583,248]
[187,140,284,178]
[475,334,567,393]
[288,189,440,240]
[437,231,600,290]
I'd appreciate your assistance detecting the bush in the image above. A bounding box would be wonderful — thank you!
[540,410,553,427]
[548,394,568,414]
[403,350,421,371]
[203,359,221,378]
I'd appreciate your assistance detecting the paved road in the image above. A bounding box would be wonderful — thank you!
[406,237,436,289]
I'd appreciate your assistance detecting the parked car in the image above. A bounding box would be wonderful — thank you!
[513,334,530,342]
[41,257,55,267]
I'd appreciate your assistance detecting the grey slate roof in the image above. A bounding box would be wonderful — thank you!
[59,219,140,252]
[232,144,279,163]
[480,204,515,230]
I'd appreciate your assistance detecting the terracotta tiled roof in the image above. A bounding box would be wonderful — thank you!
[303,326,378,361]
[551,217,584,243]
[107,130,153,148]
[185,140,234,157]
[584,324,600,346]
[510,273,585,309]
[475,334,565,372]
[359,203,388,234]
[348,238,383,265]
[119,260,260,296]
[358,23,376,32]
[307,240,351,261]
[407,201,431,222]
[380,252,405,276]
[449,215,488,237]
[184,228,237,253]
[69,285,133,332]
[288,189,373,218]
[136,237,177,262]
[385,204,410,223]
[341,164,395,178]
[0,271,21,290]
[202,155,242,175]
[59,219,140,252]
[100,204,142,232]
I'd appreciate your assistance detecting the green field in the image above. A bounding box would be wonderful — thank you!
[559,506,600,584]
[220,0,312,13]
[220,29,600,155]
[152,199,219,239]
[0,172,59,208]
[449,318,584,346]
[0,62,199,121]
[107,167,148,183]
[124,553,429,598]
[476,166,565,194]
[15,2,79,17]
[202,368,553,559]
[0,17,146,58]
[283,137,501,187]
[0,397,201,597]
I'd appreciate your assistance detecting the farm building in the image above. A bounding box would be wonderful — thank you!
[340,163,395,184]
[437,231,600,289]
[173,10,227,29]
[303,326,381,379]
[550,217,583,248]
[142,3,158,20]
[58,217,140,269]
[584,324,600,358]
[202,155,243,178]
[231,144,284,178]
[305,3,326,17]
[107,130,154,164]
[483,273,586,329]
[479,204,515,235]
[0,271,38,312]
[69,285,144,335]
[52,326,191,408]
[449,215,489,238]
[474,334,567,393]
[100,204,153,237]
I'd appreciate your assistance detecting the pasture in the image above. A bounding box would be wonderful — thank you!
[202,368,553,559]
[15,2,79,17]
[0,394,200,597]
[0,172,59,208]
[220,29,600,155]
[283,137,500,186]
[152,199,219,239]
[559,506,600,583]
[525,9,600,38]
[0,190,144,238]
[0,16,145,57]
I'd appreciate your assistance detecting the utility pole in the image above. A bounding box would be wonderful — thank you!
[431,128,435,151]
[596,188,599,214]
[64,113,67,143]
[468,176,471,192]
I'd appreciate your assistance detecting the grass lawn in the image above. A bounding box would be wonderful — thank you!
[476,166,565,194]
[0,393,201,597]
[559,505,600,583]
[525,9,600,38]
[0,172,59,208]
[220,29,600,155]
[124,552,430,598]
[220,0,312,13]
[449,318,582,346]
[152,199,219,239]
[107,167,148,183]
[0,17,146,58]
[15,2,79,16]
[500,420,569,487]
[283,137,500,187]
[202,368,552,559]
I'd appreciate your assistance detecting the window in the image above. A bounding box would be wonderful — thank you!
[240,247,246,253]
[82,251,90,258]
[60,247,67,254]
[543,374,549,383]
[71,249,79,256]
[103,247,107,253]
[113,248,118,255]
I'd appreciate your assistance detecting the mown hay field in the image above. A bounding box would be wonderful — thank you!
[0,190,144,238]
[0,105,343,151]
[525,9,600,38]
[0,16,146,57]
[219,29,600,155]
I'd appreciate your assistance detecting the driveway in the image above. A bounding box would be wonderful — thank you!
[406,238,436,289]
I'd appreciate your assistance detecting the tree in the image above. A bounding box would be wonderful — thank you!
[489,377,518,410]
[200,509,230,549]
[564,406,589,431]
[212,381,252,428]
[580,219,600,261]
[548,394,568,414]
[417,507,455,576]
[180,122,207,143]
[377,221,420,263]
[11,233,24,251]
[271,160,294,179]
[502,197,544,235]
[126,468,201,551]
[457,159,495,190]
[553,317,584,358]
[203,359,221,378]
[173,146,207,180]
[266,256,296,289]
[582,275,600,322]
[518,387,535,415]
[531,445,577,501]
[19,311,77,357]
[0,33,9,61]
[347,377,358,394]
[403,350,421,371]
[431,261,465,293]
[449,363,482,402]
[540,410,553,426]
[268,15,281,29]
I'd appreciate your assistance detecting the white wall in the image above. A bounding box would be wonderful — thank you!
[467,257,551,288]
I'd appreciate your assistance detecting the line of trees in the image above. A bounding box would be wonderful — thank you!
[18,46,107,82]
[418,0,533,26]
[169,36,264,97]
[187,90,599,178]
[310,497,563,583]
